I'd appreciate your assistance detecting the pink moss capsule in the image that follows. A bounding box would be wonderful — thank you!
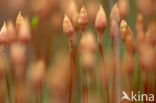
[0,22,8,44]
[120,20,128,40]
[110,4,120,23]
[16,11,24,31]
[63,14,75,48]
[95,5,107,35]
[110,4,121,41]
[63,14,75,37]
[110,19,120,40]
[120,20,135,53]
[16,12,31,44]
[78,6,88,32]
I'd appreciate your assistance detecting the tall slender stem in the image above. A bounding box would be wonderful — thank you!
[112,22,121,103]
[83,70,88,103]
[68,46,77,103]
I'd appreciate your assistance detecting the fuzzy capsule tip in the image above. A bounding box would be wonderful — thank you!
[16,11,25,26]
[95,5,107,35]
[0,22,8,44]
[78,6,88,31]
[63,14,75,37]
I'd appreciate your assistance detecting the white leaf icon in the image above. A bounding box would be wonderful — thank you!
[122,91,131,101]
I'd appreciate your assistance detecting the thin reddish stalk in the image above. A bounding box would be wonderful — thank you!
[129,73,133,91]
[98,41,110,103]
[68,47,76,103]
[68,51,73,103]
[144,72,149,96]
[83,72,88,103]
[127,52,134,95]
[144,72,149,103]
[0,47,11,103]
[98,43,104,62]
[31,29,41,59]
[112,32,121,103]
[97,23,110,102]
[155,73,156,103]
[36,90,41,103]
[45,33,52,66]
[0,86,5,103]
[5,76,11,103]
[112,68,115,103]
[105,82,110,103]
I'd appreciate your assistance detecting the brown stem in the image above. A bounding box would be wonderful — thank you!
[45,33,52,67]
[35,89,42,103]
[129,74,133,92]
[0,82,4,103]
[68,47,76,103]
[144,72,149,103]
[98,43,110,103]
[112,37,121,103]
[129,73,134,103]
[5,76,11,103]
[144,72,148,93]
[129,51,134,92]
[154,72,156,103]
[106,82,110,103]
[112,66,115,103]
[31,29,41,59]
[83,82,88,103]
[83,70,88,103]
[98,43,104,62]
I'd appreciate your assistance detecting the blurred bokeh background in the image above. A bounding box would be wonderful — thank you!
[0,0,156,103]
